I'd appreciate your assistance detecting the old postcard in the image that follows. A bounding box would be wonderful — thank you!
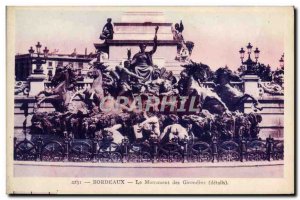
[6,6,294,194]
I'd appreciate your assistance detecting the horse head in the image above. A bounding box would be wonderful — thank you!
[51,64,76,90]
[182,62,212,84]
[214,68,230,85]
[214,67,242,86]
[51,66,67,86]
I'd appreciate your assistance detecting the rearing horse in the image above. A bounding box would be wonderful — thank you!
[178,62,230,115]
[35,64,76,112]
[69,66,106,109]
[214,67,262,112]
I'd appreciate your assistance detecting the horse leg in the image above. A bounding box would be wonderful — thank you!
[36,96,47,107]
[243,94,263,111]
[233,94,260,112]
[35,90,46,100]
[37,94,62,111]
[211,95,230,112]
[90,91,95,100]
[62,91,75,110]
[69,90,84,104]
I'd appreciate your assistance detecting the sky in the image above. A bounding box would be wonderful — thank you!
[13,7,289,70]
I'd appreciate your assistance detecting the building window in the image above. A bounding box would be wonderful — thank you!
[47,70,53,81]
[48,62,53,67]
[57,61,63,66]
[68,62,74,68]
[78,62,83,69]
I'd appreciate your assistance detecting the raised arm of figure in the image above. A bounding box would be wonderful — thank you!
[179,20,184,32]
[150,26,159,54]
[130,55,137,67]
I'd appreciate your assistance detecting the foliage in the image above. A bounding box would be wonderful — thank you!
[237,63,273,81]
[273,66,284,86]
[181,61,214,82]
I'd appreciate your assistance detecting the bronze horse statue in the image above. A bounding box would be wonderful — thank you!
[68,65,108,111]
[35,64,76,112]
[178,62,230,115]
[214,67,262,112]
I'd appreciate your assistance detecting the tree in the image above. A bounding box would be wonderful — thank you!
[236,63,273,81]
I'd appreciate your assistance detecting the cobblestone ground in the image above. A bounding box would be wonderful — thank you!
[14,161,283,178]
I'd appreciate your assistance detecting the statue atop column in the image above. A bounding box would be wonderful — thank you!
[172,20,194,62]
[100,18,114,40]
[130,26,159,83]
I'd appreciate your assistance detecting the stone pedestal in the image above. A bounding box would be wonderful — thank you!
[244,97,284,139]
[242,74,260,98]
[27,74,46,96]
[94,12,183,75]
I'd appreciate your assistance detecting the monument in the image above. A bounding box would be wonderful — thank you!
[8,6,294,195]
[13,11,284,164]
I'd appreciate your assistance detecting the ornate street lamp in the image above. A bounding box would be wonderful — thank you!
[43,46,49,57]
[35,41,42,54]
[279,53,284,68]
[254,47,260,62]
[29,42,48,74]
[239,42,260,74]
[239,47,245,62]
[246,42,253,56]
[28,46,34,57]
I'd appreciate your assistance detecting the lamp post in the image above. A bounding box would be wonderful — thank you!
[27,42,49,96]
[240,42,261,98]
[29,42,49,74]
[279,53,284,68]
[239,42,260,74]
[28,46,34,57]
[239,47,245,62]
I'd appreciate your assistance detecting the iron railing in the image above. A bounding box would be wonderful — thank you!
[14,135,283,163]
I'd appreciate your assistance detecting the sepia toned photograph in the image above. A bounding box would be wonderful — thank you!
[6,6,294,195]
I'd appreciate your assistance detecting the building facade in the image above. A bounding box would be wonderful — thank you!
[15,53,95,81]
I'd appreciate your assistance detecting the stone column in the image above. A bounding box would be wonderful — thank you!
[28,68,46,96]
[27,73,46,96]
[242,74,260,98]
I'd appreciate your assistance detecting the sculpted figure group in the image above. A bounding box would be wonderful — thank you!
[32,26,263,145]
